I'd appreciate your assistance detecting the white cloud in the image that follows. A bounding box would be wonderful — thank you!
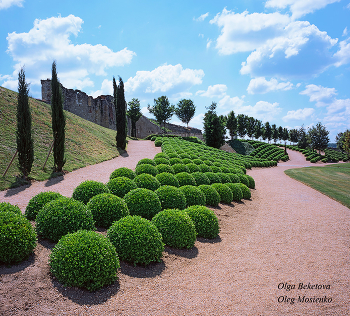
[0,0,24,10]
[265,0,341,19]
[210,9,290,55]
[124,63,204,97]
[300,84,337,106]
[141,106,150,116]
[247,77,293,94]
[342,27,348,36]
[206,39,212,49]
[196,84,227,98]
[194,12,209,22]
[218,95,245,110]
[282,107,315,121]
[326,98,350,115]
[240,21,337,79]
[4,15,135,90]
[334,38,350,67]
[91,79,113,98]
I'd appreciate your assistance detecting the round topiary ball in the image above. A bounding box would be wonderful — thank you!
[211,183,233,204]
[169,157,182,165]
[245,175,255,189]
[152,209,197,249]
[50,230,119,292]
[137,158,156,166]
[87,193,129,228]
[124,188,162,220]
[72,180,109,204]
[199,164,213,173]
[175,172,196,187]
[228,173,240,183]
[186,163,200,173]
[156,164,175,174]
[155,172,179,187]
[237,174,250,187]
[235,183,251,199]
[154,158,170,165]
[184,205,219,239]
[25,191,63,220]
[198,185,220,207]
[107,215,164,266]
[0,211,37,264]
[154,153,169,160]
[110,167,135,180]
[172,163,190,174]
[0,202,21,216]
[36,197,95,242]
[135,164,158,177]
[211,166,221,173]
[191,172,210,186]
[225,183,243,202]
[179,185,206,207]
[107,177,137,198]
[205,172,221,184]
[192,159,204,165]
[155,185,186,210]
[217,172,231,184]
[181,158,192,165]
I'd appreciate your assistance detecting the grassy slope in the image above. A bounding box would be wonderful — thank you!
[0,86,119,191]
[285,163,350,208]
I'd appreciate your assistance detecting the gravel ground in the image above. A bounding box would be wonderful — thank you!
[0,142,349,316]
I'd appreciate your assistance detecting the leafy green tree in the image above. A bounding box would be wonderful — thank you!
[297,125,309,149]
[114,76,127,149]
[282,128,289,154]
[343,131,350,158]
[51,61,66,172]
[226,111,237,140]
[147,96,175,133]
[278,126,283,142]
[203,102,226,148]
[127,98,142,138]
[336,130,349,153]
[289,128,299,145]
[307,122,329,154]
[254,119,263,140]
[246,117,256,140]
[264,122,272,143]
[16,67,34,179]
[175,99,196,129]
[237,114,247,138]
[271,124,279,143]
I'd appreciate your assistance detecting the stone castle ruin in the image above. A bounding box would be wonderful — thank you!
[41,79,203,139]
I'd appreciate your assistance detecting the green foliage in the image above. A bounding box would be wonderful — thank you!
[50,230,119,291]
[156,163,175,174]
[16,67,34,178]
[192,159,204,165]
[185,205,219,239]
[137,158,156,166]
[127,98,142,137]
[204,172,221,184]
[154,157,170,165]
[217,172,231,183]
[172,163,190,174]
[245,175,255,189]
[154,152,169,160]
[211,183,233,204]
[110,167,135,180]
[154,138,163,147]
[234,183,251,199]
[199,164,213,173]
[36,197,95,242]
[135,163,158,177]
[134,173,161,191]
[25,191,63,220]
[198,185,220,207]
[124,188,162,220]
[175,172,196,186]
[0,202,21,215]
[203,102,226,149]
[179,185,206,207]
[114,76,127,149]
[87,193,129,228]
[308,122,329,153]
[175,99,196,128]
[0,211,37,264]
[155,185,186,210]
[226,110,237,140]
[237,174,250,187]
[107,176,137,198]
[72,180,109,204]
[224,183,243,202]
[191,172,210,185]
[107,215,164,265]
[155,172,179,187]
[152,209,197,249]
[147,96,175,132]
[169,157,182,165]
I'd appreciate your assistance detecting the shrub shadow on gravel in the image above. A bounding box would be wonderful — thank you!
[164,245,199,259]
[52,277,120,305]
[38,236,57,250]
[0,252,35,274]
[197,235,222,244]
[120,260,166,278]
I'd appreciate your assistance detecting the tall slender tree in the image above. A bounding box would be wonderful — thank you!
[246,116,256,140]
[271,124,278,143]
[51,61,66,172]
[264,122,272,143]
[237,114,247,139]
[297,125,308,149]
[126,98,142,138]
[343,131,350,159]
[203,102,226,148]
[16,67,34,179]
[254,119,262,140]
[226,111,237,140]
[114,76,127,149]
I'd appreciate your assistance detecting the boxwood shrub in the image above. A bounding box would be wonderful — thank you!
[199,164,213,173]
[154,139,163,147]
[245,175,255,189]
[136,158,156,166]
[179,185,206,207]
[205,172,221,184]
[134,173,161,191]
[179,153,191,159]
[124,188,162,220]
[217,172,231,184]
[237,174,250,187]
[211,183,233,204]
[155,172,179,187]
[169,157,182,165]
[167,153,179,159]
[184,205,219,239]
[107,177,137,198]
[192,159,204,165]
[110,167,135,180]
[211,166,221,173]
[155,185,186,210]
[172,163,190,174]
[154,158,170,165]
[228,173,240,183]
[50,230,119,292]
[87,193,129,228]
[152,209,197,249]
[135,164,158,177]
[25,191,63,220]
[72,180,109,204]
[186,163,200,173]
[0,211,37,264]
[154,152,169,160]
[191,172,210,186]
[225,183,243,202]
[0,202,21,216]
[107,215,164,266]
[36,197,95,242]
[175,172,196,186]
[198,185,220,207]
[235,183,251,199]
[156,163,175,174]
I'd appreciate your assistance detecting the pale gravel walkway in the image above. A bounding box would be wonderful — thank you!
[0,146,349,315]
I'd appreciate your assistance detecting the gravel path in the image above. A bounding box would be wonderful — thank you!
[0,143,349,315]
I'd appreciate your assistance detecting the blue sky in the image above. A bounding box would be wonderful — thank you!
[1,0,349,142]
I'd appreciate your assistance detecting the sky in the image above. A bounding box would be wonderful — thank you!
[1,0,349,142]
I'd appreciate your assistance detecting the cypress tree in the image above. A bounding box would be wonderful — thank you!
[51,61,66,172]
[114,76,127,149]
[16,67,34,179]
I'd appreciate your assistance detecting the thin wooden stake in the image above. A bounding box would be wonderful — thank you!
[43,141,54,170]
[3,150,18,177]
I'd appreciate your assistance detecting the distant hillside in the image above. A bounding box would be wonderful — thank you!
[0,86,119,191]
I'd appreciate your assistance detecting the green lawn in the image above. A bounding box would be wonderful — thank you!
[285,163,350,208]
[0,86,120,191]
